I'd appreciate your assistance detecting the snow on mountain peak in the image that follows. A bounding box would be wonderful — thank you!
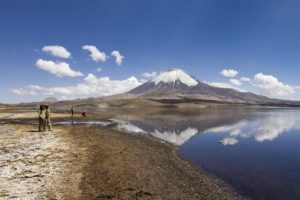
[151,68,198,86]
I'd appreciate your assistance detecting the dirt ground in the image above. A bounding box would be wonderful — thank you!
[0,110,245,200]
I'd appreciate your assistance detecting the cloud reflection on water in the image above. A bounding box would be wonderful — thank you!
[220,137,238,145]
[207,111,299,145]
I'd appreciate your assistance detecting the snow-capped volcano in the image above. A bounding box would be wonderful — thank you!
[128,68,285,104]
[151,68,198,87]
[126,68,300,105]
[130,68,203,96]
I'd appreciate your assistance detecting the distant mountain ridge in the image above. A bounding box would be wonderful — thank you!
[43,97,59,103]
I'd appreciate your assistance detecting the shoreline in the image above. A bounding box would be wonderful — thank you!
[0,110,246,199]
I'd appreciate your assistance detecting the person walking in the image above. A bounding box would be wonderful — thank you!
[44,104,52,131]
[38,105,45,132]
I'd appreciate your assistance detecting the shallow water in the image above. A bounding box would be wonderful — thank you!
[52,120,111,126]
[0,118,112,127]
[113,108,300,200]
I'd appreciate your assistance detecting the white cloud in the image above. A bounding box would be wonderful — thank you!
[240,77,251,82]
[220,69,238,77]
[229,78,242,86]
[11,88,38,96]
[96,67,102,72]
[36,59,83,77]
[213,69,297,98]
[252,73,294,96]
[111,50,124,66]
[11,74,144,98]
[142,71,157,78]
[42,45,71,58]
[208,82,246,92]
[82,45,107,62]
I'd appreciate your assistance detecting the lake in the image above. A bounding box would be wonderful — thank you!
[114,108,300,200]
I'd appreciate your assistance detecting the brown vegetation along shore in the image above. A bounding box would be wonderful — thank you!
[0,110,245,199]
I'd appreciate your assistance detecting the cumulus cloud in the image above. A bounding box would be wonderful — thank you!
[220,69,238,77]
[11,88,38,96]
[111,50,124,66]
[240,77,251,82]
[42,45,71,58]
[11,74,144,98]
[142,71,157,78]
[212,69,296,98]
[82,45,107,62]
[229,78,242,86]
[36,59,83,77]
[252,73,294,96]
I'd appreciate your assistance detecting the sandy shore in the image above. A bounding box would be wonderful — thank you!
[0,110,245,199]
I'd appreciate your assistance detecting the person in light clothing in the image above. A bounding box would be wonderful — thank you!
[44,104,52,131]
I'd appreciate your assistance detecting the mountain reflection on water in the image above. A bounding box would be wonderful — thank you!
[115,108,300,200]
[114,108,257,145]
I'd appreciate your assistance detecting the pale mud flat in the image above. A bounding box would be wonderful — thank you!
[0,109,245,200]
[0,124,87,199]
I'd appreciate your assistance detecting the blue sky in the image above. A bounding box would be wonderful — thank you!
[1,0,300,103]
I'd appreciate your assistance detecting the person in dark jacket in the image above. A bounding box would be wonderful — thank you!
[38,105,45,132]
[71,105,74,118]
[82,110,87,118]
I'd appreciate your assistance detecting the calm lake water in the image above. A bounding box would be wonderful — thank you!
[115,108,300,200]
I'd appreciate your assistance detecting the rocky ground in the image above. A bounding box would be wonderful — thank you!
[0,109,246,200]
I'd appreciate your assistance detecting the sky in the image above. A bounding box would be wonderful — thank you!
[1,0,300,103]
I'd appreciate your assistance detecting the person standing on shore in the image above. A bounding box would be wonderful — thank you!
[71,105,74,118]
[82,109,87,118]
[38,105,45,132]
[44,104,52,131]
